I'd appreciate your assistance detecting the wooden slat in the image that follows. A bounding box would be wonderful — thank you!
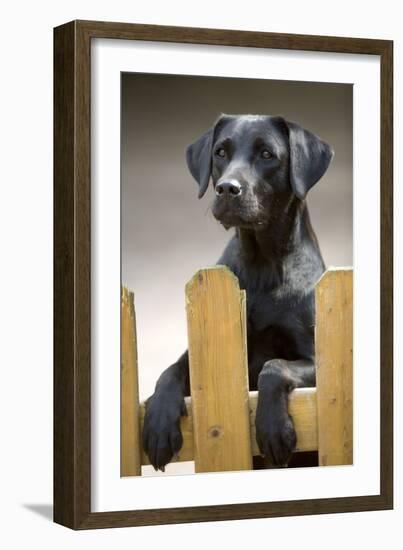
[121,287,141,476]
[315,268,353,466]
[139,388,317,465]
[185,266,252,473]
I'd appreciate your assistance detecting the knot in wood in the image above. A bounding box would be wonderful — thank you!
[208,425,222,439]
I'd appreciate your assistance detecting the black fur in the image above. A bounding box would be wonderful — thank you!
[142,114,333,470]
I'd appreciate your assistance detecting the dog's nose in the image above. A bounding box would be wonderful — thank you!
[215,180,242,197]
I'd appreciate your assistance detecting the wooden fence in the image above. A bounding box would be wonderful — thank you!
[121,266,353,476]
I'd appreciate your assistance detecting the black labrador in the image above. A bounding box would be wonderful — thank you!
[142,114,333,470]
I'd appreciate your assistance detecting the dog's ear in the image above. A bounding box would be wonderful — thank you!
[285,120,334,200]
[186,127,214,199]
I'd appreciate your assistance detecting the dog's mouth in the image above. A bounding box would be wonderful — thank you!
[212,201,265,230]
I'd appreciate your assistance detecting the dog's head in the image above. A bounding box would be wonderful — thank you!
[186,114,334,229]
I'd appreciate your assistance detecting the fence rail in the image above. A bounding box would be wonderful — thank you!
[121,266,353,476]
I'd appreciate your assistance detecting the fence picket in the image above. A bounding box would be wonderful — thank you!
[315,268,353,466]
[186,266,253,473]
[121,287,142,476]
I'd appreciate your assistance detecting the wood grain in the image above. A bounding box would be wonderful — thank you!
[76,19,391,55]
[121,288,141,476]
[380,39,394,506]
[54,21,91,529]
[186,267,252,472]
[316,268,353,466]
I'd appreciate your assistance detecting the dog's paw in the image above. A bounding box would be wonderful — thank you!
[142,392,187,471]
[255,406,297,467]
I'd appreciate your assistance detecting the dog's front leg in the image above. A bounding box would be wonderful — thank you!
[142,351,189,471]
[255,359,315,466]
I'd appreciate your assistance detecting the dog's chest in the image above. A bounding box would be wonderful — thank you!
[245,286,315,378]
[246,286,293,330]
[232,255,317,360]
[243,275,314,343]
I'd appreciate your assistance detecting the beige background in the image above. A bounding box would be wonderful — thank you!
[121,73,353,474]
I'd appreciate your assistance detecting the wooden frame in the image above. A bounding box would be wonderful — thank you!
[54,20,393,529]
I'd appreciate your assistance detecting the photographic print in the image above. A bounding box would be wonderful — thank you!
[120,73,353,477]
[54,21,392,529]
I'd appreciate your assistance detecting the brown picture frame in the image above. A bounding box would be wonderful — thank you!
[54,20,393,529]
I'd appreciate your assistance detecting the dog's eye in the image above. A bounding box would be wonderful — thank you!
[215,148,226,158]
[261,149,272,159]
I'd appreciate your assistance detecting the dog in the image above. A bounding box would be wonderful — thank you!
[142,114,333,471]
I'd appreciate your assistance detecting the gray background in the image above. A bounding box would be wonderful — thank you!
[121,73,353,475]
